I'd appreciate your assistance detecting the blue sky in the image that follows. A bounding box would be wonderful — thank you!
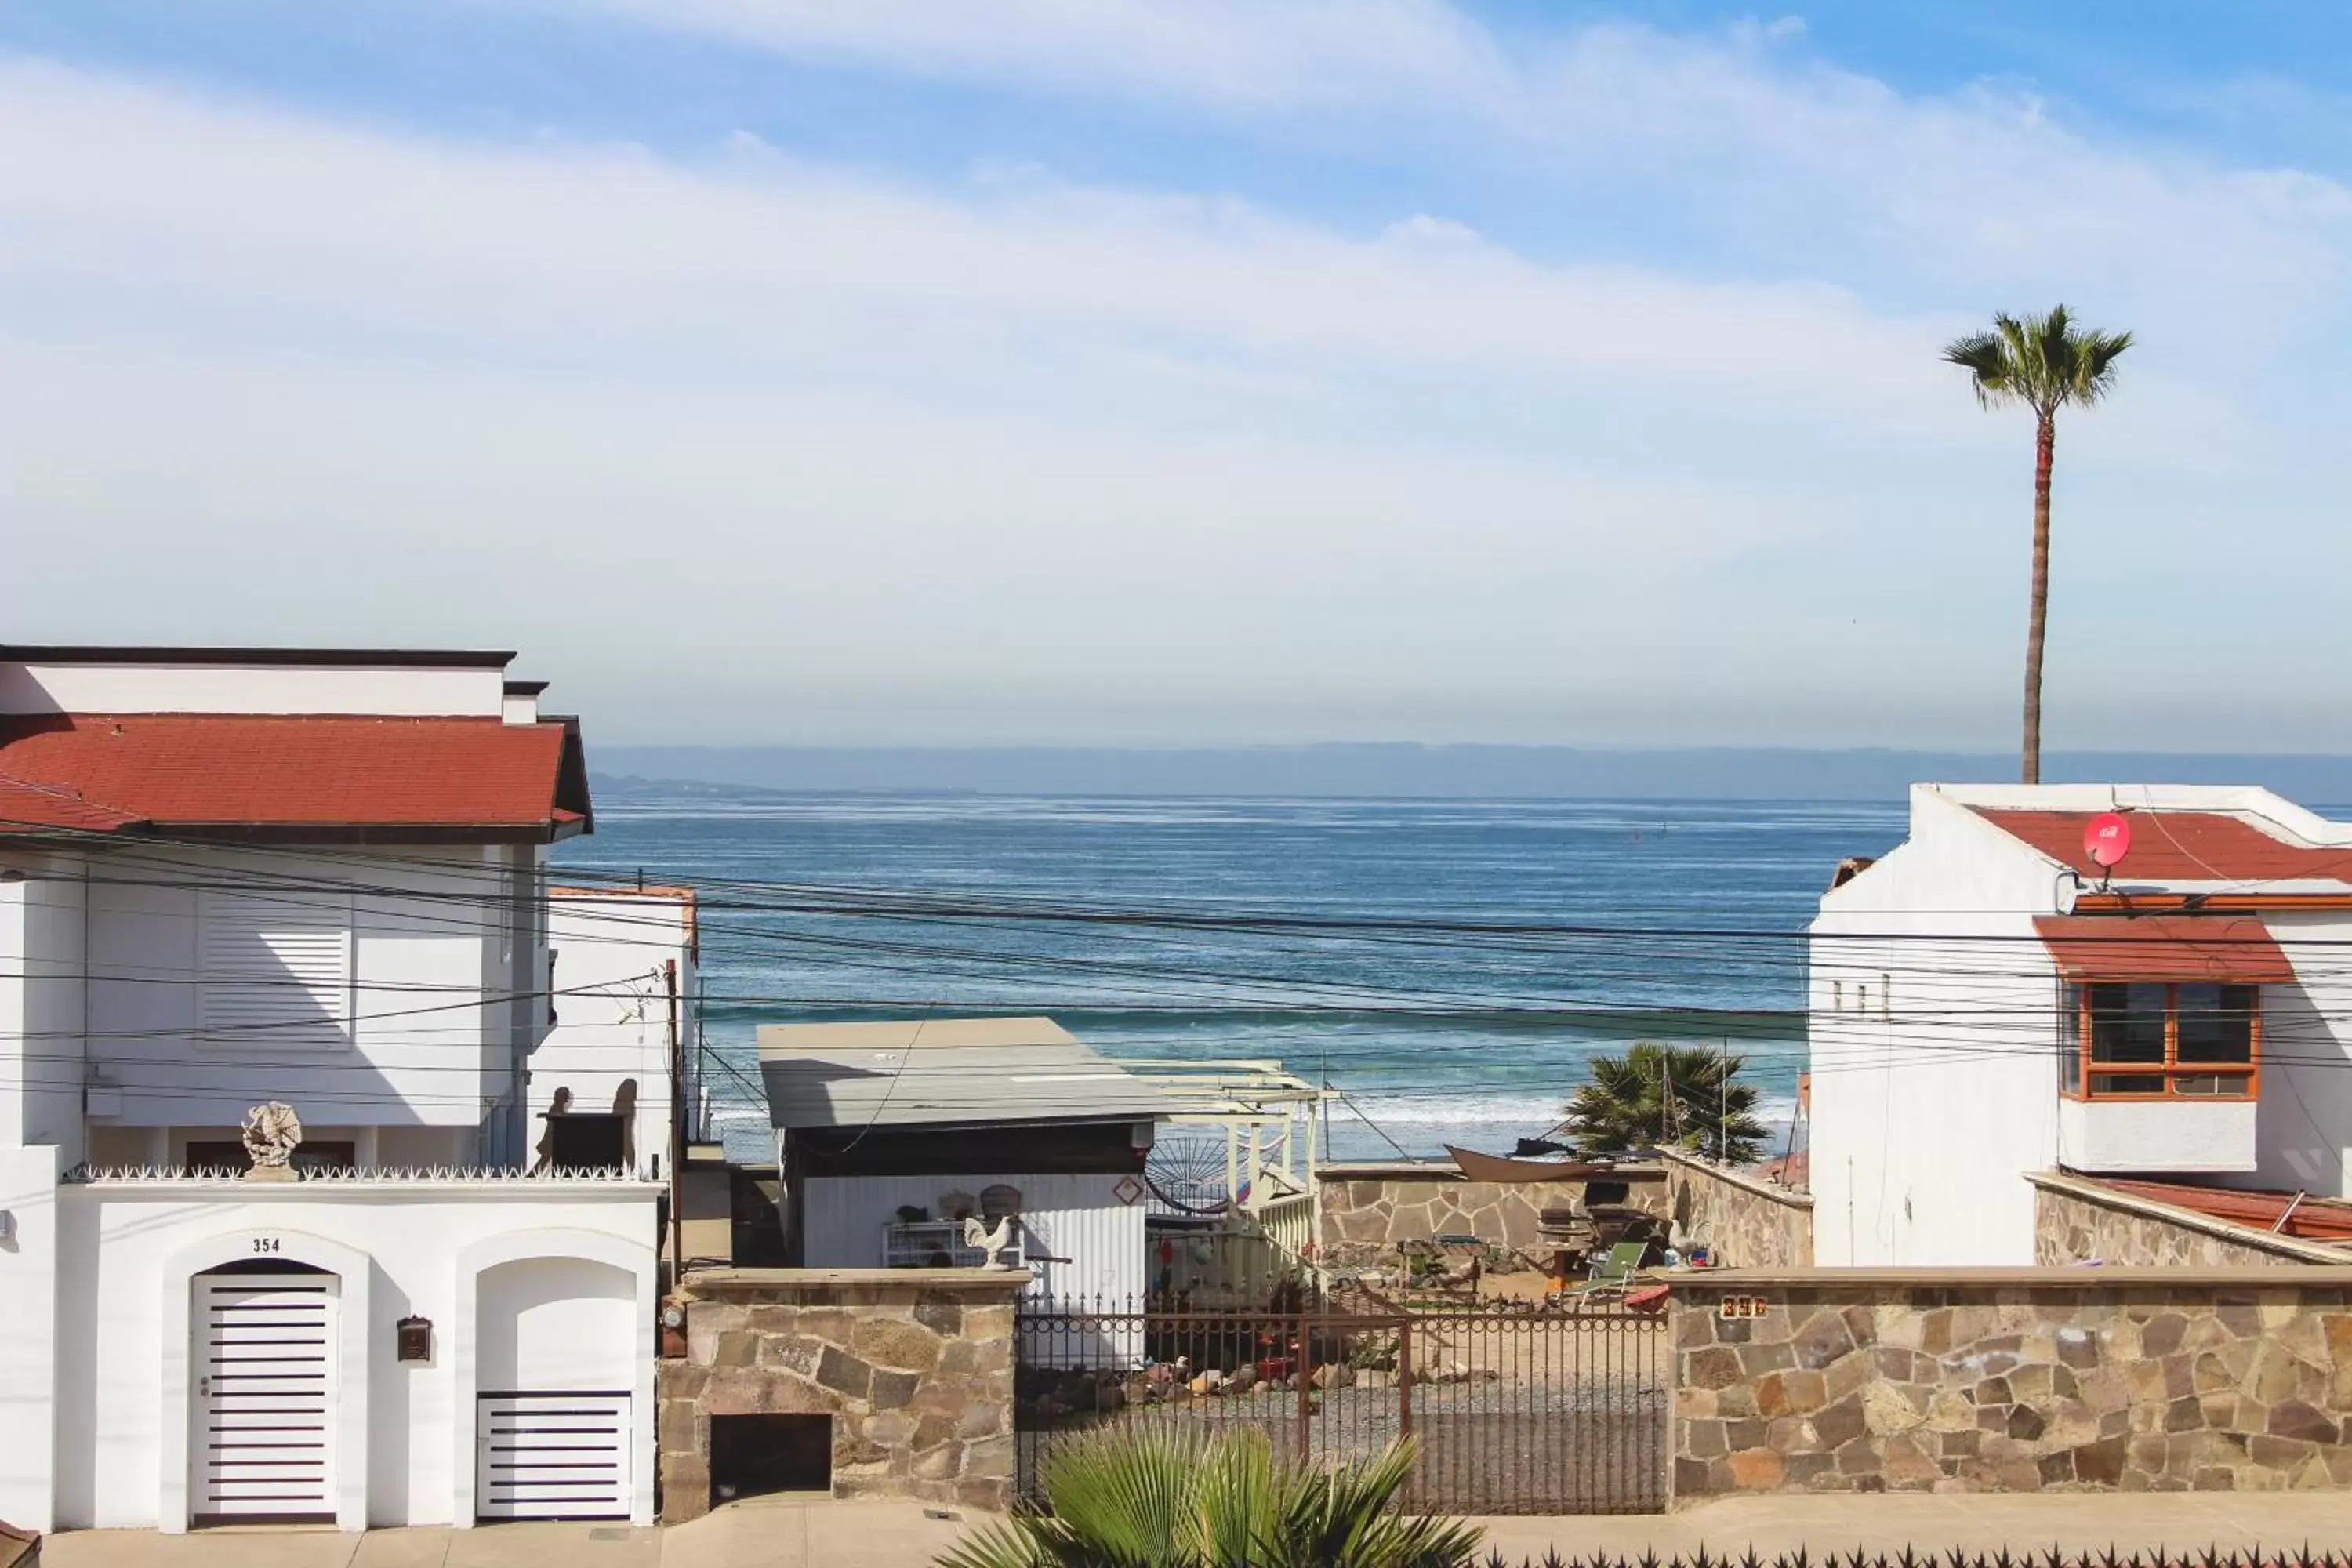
[5,3,2351,749]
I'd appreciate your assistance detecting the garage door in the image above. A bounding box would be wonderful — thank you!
[476,1392,633,1519]
[193,1271,337,1525]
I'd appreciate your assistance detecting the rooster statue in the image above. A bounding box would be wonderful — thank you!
[960,1213,1021,1271]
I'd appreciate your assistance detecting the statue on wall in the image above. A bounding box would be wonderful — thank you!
[241,1102,303,1181]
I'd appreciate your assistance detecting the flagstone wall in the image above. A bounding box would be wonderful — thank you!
[659,1268,1026,1521]
[1670,1270,2352,1499]
[1655,1147,1813,1269]
[1313,1162,1668,1269]
[2030,1172,2343,1269]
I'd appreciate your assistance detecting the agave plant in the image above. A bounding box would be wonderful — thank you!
[938,1425,1483,1568]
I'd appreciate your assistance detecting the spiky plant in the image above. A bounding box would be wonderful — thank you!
[1559,1042,1768,1166]
[938,1426,1482,1568]
[1941,306,2133,785]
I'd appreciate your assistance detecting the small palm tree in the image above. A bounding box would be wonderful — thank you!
[1942,306,2133,785]
[1560,1042,1767,1166]
[938,1426,1481,1568]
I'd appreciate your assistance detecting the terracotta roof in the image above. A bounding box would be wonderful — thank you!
[0,713,590,840]
[2096,1177,2352,1243]
[2032,914,2296,983]
[1975,808,2352,884]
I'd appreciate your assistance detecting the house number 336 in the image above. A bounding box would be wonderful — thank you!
[1718,1296,1768,1320]
[252,1236,281,1254]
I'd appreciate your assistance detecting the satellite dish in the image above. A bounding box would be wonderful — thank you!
[2085,811,2132,869]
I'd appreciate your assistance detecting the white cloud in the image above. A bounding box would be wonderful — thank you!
[3,52,2350,746]
[520,2,2352,339]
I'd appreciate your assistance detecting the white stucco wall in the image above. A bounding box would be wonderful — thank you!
[0,1146,60,1532]
[2250,910,2352,1198]
[530,892,696,1174]
[1809,789,2067,1266]
[801,1171,1146,1305]
[0,870,88,1160]
[0,662,506,718]
[2058,1098,2259,1174]
[69,843,538,1135]
[42,1179,660,1530]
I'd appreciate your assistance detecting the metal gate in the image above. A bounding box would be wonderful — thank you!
[475,1391,633,1520]
[192,1272,337,1525]
[1013,1299,1665,1515]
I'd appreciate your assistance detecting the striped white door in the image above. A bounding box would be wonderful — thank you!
[193,1272,338,1523]
[475,1392,632,1520]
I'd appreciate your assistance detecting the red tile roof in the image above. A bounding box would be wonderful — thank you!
[2032,914,2297,983]
[0,713,589,840]
[2095,1177,2352,1243]
[1975,808,2352,883]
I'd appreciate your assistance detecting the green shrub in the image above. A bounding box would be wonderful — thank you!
[938,1425,1482,1568]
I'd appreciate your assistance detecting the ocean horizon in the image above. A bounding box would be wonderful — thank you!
[552,787,1910,1165]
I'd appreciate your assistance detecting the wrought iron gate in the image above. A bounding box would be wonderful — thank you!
[1013,1299,1666,1515]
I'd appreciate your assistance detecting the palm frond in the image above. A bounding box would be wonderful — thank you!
[1944,305,2132,417]
[948,1428,1482,1568]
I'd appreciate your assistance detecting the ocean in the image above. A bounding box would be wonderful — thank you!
[551,793,1912,1163]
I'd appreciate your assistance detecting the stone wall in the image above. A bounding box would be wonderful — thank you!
[659,1268,1027,1522]
[1656,1148,1813,1269]
[1314,1161,1667,1269]
[2031,1173,2344,1269]
[1670,1269,2352,1499]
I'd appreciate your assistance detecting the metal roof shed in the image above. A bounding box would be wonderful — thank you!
[755,1017,1176,1133]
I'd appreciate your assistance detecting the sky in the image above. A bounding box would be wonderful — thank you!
[5,4,2352,750]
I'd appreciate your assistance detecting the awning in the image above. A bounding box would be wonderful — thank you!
[2033,914,2296,983]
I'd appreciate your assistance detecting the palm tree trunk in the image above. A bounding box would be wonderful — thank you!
[2022,413,2055,785]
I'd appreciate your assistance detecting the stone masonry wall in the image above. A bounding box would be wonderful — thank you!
[1656,1148,1813,1269]
[2031,1175,2342,1269]
[659,1271,1027,1522]
[1671,1272,2352,1498]
[1315,1163,1668,1269]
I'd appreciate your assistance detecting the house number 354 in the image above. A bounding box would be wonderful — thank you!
[252,1236,281,1254]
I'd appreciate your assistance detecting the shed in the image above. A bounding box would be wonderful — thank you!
[757,1018,1173,1305]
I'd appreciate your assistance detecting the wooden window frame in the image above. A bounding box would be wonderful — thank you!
[2060,981,2261,1102]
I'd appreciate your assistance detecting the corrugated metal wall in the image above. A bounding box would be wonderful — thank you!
[801,1171,1146,1305]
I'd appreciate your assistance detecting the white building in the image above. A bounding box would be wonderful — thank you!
[531,886,699,1181]
[1811,782,2352,1266]
[0,646,663,1533]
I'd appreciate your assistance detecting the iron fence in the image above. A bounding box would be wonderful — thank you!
[1483,1554,2352,1568]
[1013,1296,1667,1515]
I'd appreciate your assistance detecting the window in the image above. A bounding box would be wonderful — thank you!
[200,891,354,1049]
[2063,981,2258,1100]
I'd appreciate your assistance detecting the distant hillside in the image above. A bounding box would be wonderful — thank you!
[587,745,2352,803]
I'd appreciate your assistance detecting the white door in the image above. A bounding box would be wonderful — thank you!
[192,1270,338,1523]
[475,1392,632,1519]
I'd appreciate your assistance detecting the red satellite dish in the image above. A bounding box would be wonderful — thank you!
[2084,812,2132,869]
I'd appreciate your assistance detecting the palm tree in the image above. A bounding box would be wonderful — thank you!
[1942,306,2133,784]
[938,1426,1481,1568]
[1559,1042,1768,1165]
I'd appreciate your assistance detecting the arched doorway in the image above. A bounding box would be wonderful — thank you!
[190,1259,339,1526]
[472,1256,636,1520]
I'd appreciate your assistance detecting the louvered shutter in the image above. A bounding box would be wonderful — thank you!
[201,892,354,1048]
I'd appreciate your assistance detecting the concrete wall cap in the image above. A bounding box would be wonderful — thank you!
[1652,1147,1814,1208]
[681,1266,1032,1294]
